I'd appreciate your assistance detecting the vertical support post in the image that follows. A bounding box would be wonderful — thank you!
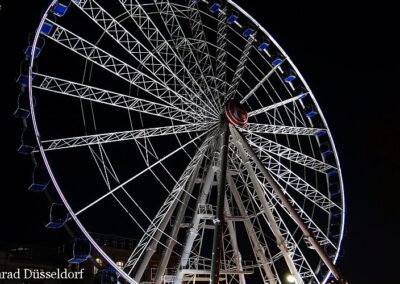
[227,175,277,284]
[224,195,246,284]
[210,123,229,284]
[154,164,200,284]
[230,125,346,283]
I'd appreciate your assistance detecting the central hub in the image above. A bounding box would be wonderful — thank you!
[224,101,248,127]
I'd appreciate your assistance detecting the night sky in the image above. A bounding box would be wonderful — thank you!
[1,1,399,283]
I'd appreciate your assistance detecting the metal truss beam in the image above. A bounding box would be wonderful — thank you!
[33,73,208,123]
[242,130,337,173]
[248,94,306,117]
[215,7,228,96]
[40,123,210,151]
[152,0,219,110]
[250,146,339,212]
[240,61,285,104]
[225,34,256,102]
[211,123,229,284]
[244,123,324,136]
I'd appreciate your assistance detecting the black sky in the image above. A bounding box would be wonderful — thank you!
[1,1,399,283]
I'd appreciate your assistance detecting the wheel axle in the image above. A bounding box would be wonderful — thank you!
[224,101,248,127]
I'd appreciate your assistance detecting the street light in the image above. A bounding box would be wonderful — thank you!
[287,274,297,283]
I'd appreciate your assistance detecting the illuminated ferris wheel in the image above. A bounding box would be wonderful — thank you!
[17,0,347,283]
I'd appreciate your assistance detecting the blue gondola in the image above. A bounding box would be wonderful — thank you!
[257,42,270,51]
[329,182,341,205]
[99,266,118,284]
[243,28,254,38]
[320,143,333,157]
[18,75,29,87]
[330,221,341,236]
[317,263,330,281]
[329,182,341,197]
[314,129,327,137]
[46,203,69,229]
[294,86,308,99]
[330,208,342,229]
[283,70,297,82]
[304,106,318,118]
[325,245,337,259]
[53,3,69,17]
[18,60,37,87]
[40,22,54,35]
[209,3,220,13]
[25,46,42,59]
[18,128,36,154]
[68,239,91,264]
[29,166,50,192]
[331,207,342,219]
[271,55,283,66]
[227,14,238,24]
[326,168,338,177]
[14,91,31,119]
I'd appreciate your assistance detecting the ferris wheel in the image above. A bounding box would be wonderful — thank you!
[17,0,347,283]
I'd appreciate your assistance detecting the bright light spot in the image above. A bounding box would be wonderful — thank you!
[287,274,297,283]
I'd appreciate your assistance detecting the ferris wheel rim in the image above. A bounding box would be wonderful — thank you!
[25,1,346,283]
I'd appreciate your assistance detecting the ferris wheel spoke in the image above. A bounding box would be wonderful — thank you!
[213,7,228,98]
[124,132,215,277]
[72,0,218,118]
[89,143,197,255]
[33,73,210,123]
[243,130,337,173]
[240,59,286,104]
[44,21,214,119]
[248,93,307,117]
[87,146,184,273]
[118,0,220,116]
[74,128,214,219]
[257,149,338,212]
[88,145,180,254]
[258,178,337,248]
[224,33,256,103]
[244,123,325,136]
[152,0,220,112]
[183,1,220,108]
[40,123,210,152]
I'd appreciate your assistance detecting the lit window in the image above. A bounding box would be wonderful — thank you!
[94,258,103,274]
[116,261,124,269]
[96,258,103,266]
